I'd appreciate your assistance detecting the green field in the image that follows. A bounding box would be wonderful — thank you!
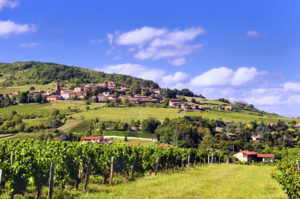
[76,164,286,199]
[0,83,54,94]
[108,137,157,146]
[103,131,155,138]
[186,109,294,123]
[0,102,296,137]
[71,107,182,122]
[0,164,286,199]
[0,101,297,140]
[4,164,280,199]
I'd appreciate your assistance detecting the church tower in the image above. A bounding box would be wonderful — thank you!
[54,82,60,94]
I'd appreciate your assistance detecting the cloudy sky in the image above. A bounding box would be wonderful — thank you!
[1,0,300,117]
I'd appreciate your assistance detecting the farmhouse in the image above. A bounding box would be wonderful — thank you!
[158,144,169,148]
[46,95,62,102]
[251,135,263,142]
[225,105,233,111]
[82,136,108,143]
[74,87,83,92]
[234,151,275,162]
[61,91,74,100]
[169,99,181,107]
[257,154,275,162]
[294,123,300,128]
[180,102,189,110]
[128,143,140,146]
[226,133,237,140]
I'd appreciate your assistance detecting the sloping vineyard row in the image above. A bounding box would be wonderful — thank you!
[0,140,228,198]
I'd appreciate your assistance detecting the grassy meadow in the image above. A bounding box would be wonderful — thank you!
[77,164,287,199]
[108,137,157,146]
[0,164,286,199]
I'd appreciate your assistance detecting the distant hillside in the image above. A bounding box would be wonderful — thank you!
[0,61,159,88]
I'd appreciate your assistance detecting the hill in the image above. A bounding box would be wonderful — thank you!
[0,61,159,88]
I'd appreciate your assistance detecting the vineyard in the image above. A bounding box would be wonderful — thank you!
[272,152,300,199]
[0,140,227,199]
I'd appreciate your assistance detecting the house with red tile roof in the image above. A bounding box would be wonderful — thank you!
[82,136,108,143]
[169,99,181,107]
[158,144,169,148]
[46,95,62,102]
[128,143,140,146]
[251,135,263,142]
[226,133,238,140]
[234,150,275,162]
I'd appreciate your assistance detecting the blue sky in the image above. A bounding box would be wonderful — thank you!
[1,0,300,117]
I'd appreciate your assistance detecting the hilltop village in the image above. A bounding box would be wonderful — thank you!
[4,81,206,110]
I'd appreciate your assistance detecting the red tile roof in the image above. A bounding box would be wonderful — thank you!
[128,143,140,146]
[257,154,274,158]
[158,144,169,148]
[83,136,103,140]
[241,151,257,155]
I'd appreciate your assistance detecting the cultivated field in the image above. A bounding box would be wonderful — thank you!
[0,101,296,138]
[186,109,293,123]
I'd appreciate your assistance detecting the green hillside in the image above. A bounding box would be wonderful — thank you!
[0,61,159,88]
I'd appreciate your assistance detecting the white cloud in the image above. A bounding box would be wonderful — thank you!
[246,95,282,106]
[19,42,40,48]
[285,95,300,104]
[134,44,202,60]
[231,67,259,86]
[162,72,188,87]
[108,26,205,65]
[115,26,166,46]
[245,30,265,38]
[98,63,188,88]
[190,67,264,87]
[99,63,165,82]
[168,58,187,66]
[0,20,35,37]
[107,33,114,44]
[0,0,18,11]
[150,27,205,48]
[190,67,234,87]
[283,82,300,91]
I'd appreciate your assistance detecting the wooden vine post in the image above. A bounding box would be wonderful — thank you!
[187,155,190,168]
[211,154,214,164]
[0,169,2,186]
[109,157,114,185]
[83,157,92,192]
[130,161,135,180]
[208,155,210,164]
[75,167,81,190]
[47,163,55,199]
[10,152,14,165]
[155,157,160,175]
